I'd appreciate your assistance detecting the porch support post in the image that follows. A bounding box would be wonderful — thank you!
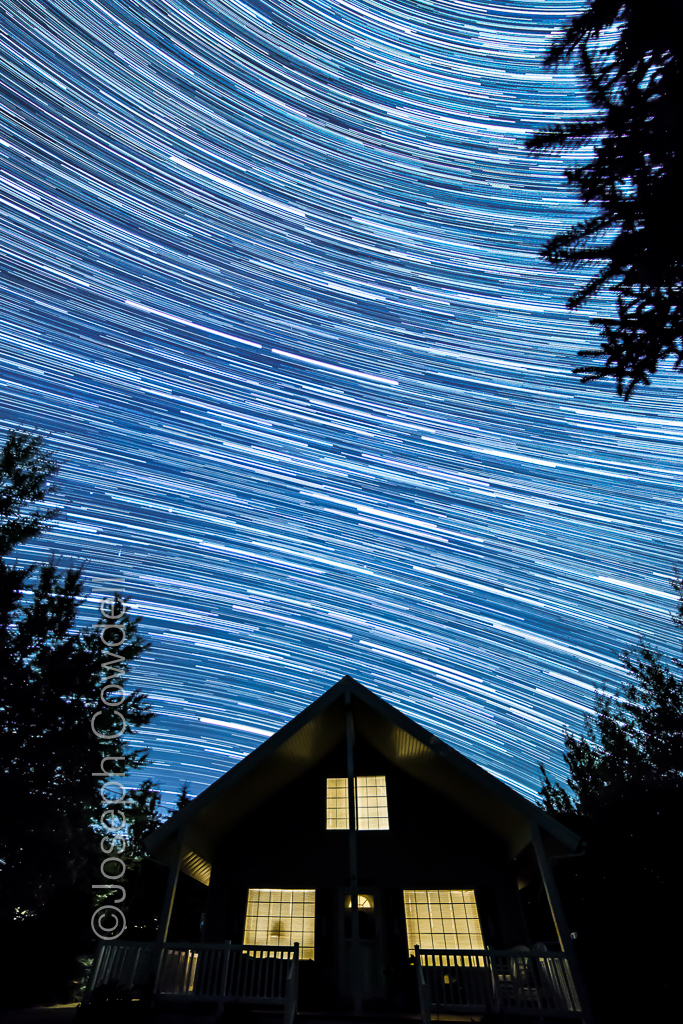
[345,691,362,1015]
[156,834,183,942]
[531,824,594,1024]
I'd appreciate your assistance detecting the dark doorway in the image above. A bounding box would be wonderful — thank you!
[339,889,386,1006]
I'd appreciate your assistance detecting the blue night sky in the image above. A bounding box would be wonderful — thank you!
[1,0,682,806]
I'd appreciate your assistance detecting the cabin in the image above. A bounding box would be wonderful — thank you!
[85,676,591,1022]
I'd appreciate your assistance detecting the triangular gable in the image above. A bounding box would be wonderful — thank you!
[146,675,579,884]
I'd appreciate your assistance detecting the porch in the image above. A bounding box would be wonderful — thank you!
[84,940,582,1022]
[83,940,299,1021]
[415,946,582,1020]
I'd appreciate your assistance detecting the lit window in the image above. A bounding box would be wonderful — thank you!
[243,889,315,959]
[326,776,389,830]
[344,894,374,910]
[343,894,376,940]
[355,776,389,830]
[326,778,349,830]
[403,890,484,953]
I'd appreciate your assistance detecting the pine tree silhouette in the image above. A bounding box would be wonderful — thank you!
[527,1,683,396]
[0,429,154,1005]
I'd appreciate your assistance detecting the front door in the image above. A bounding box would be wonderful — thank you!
[340,889,386,1006]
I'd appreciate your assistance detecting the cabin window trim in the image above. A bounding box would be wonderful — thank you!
[326,775,389,830]
[403,889,484,953]
[243,888,316,959]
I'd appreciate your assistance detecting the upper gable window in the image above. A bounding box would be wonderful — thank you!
[326,776,389,830]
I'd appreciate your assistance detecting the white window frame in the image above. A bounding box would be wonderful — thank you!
[326,776,389,830]
[403,889,484,953]
[243,888,316,959]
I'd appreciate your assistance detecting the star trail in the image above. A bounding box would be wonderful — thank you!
[1,0,682,805]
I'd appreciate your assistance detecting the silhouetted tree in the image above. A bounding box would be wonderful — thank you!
[122,778,165,862]
[539,570,683,1022]
[0,429,154,1004]
[527,1,683,397]
[124,782,199,942]
[0,429,60,553]
[540,581,683,814]
[173,781,192,813]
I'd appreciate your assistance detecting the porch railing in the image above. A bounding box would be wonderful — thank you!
[84,940,299,1018]
[416,946,582,1021]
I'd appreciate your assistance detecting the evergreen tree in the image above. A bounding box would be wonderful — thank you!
[539,607,683,815]
[526,1,683,397]
[539,570,683,1023]
[124,778,165,862]
[1,570,153,920]
[173,781,192,813]
[123,782,196,942]
[0,429,60,554]
[0,429,155,1004]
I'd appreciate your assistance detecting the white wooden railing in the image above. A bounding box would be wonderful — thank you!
[84,940,299,1020]
[416,946,582,1021]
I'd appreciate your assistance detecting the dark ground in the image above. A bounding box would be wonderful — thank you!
[0,1008,78,1024]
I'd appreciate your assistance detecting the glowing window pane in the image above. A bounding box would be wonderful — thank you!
[403,890,484,953]
[326,777,389,830]
[326,778,350,829]
[243,889,315,960]
[344,893,374,910]
[355,776,389,830]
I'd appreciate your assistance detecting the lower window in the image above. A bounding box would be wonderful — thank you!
[243,888,316,959]
[403,889,484,952]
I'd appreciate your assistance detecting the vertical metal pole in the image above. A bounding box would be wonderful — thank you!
[531,825,594,1024]
[151,835,184,1005]
[345,692,362,1014]
[157,838,183,942]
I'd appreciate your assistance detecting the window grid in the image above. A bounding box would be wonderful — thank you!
[326,777,350,830]
[403,890,484,953]
[243,888,315,959]
[326,776,389,830]
[355,776,389,830]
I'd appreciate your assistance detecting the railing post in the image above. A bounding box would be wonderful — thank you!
[489,950,501,1012]
[217,940,232,1013]
[415,946,431,1024]
[150,941,168,1007]
[284,942,299,1024]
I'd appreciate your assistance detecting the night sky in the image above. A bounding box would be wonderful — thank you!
[2,0,682,807]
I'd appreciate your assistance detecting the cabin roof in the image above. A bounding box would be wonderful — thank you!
[145,676,580,884]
